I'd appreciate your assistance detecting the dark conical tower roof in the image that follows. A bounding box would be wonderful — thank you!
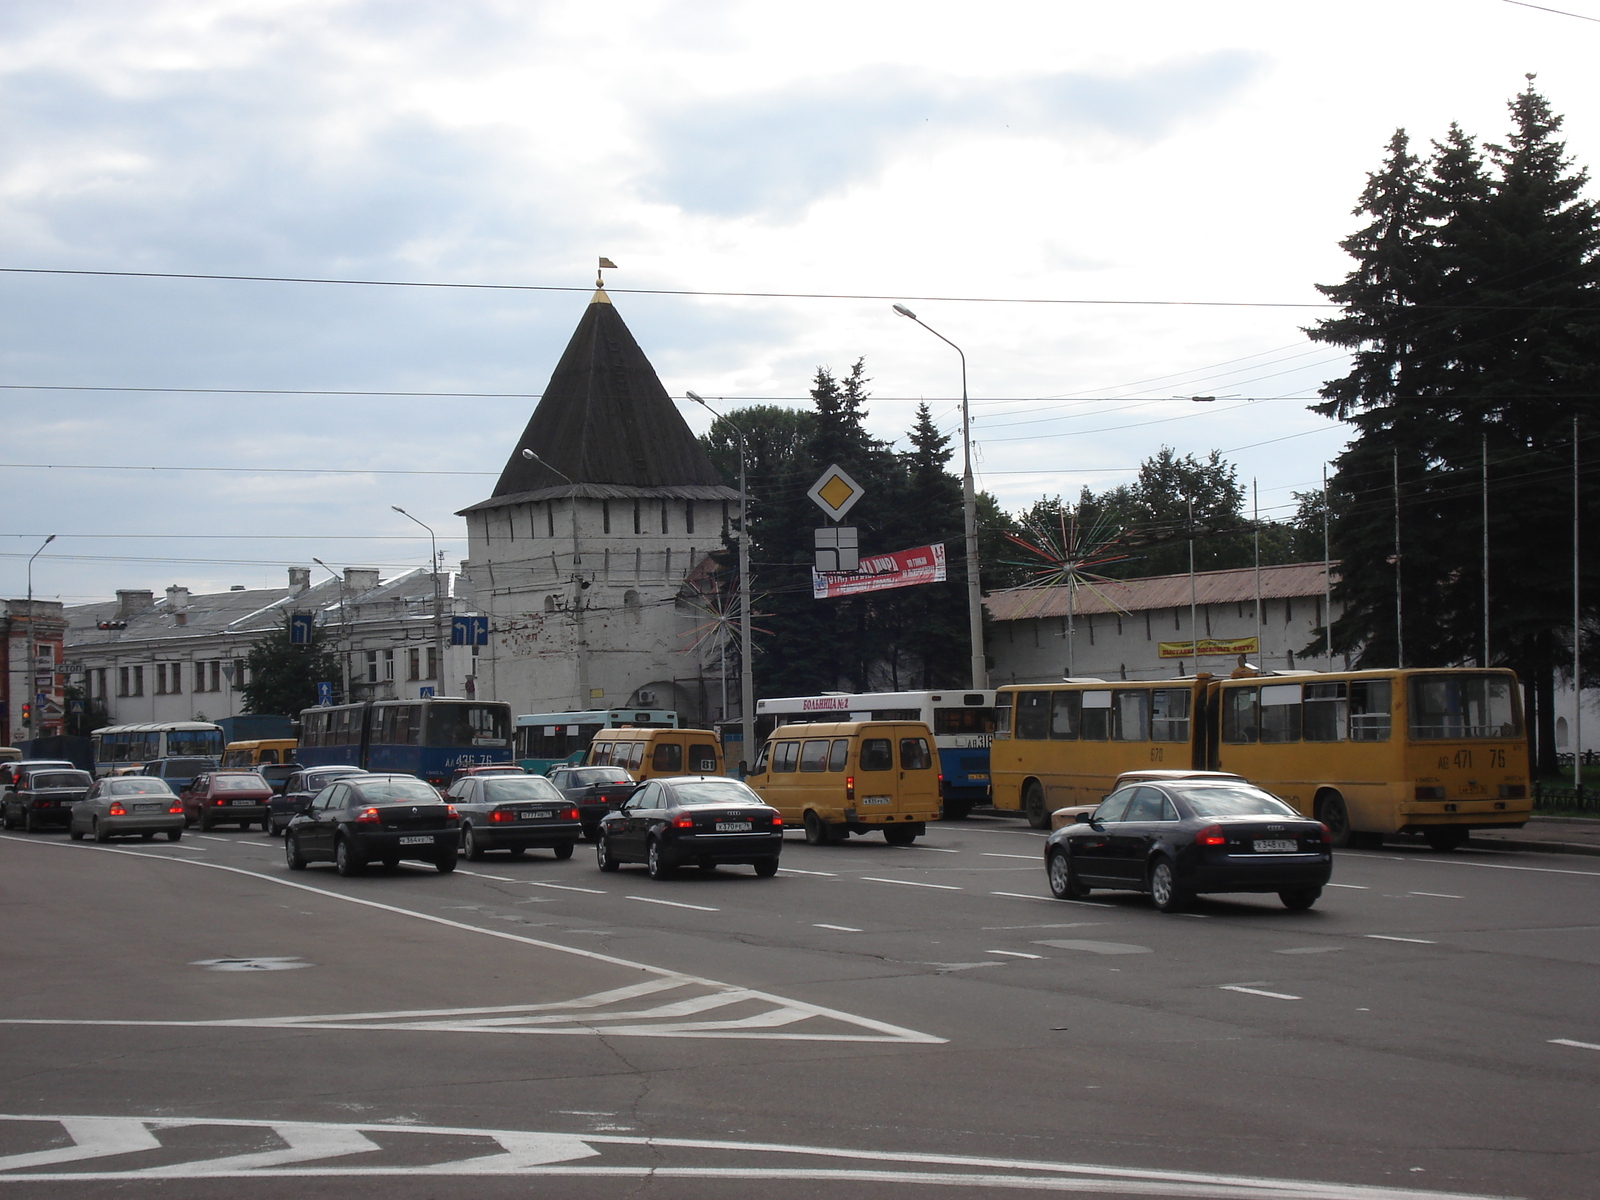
[479,291,730,503]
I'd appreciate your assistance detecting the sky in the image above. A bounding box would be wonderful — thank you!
[3,0,1599,605]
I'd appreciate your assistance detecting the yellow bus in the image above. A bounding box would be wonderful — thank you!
[991,679,1209,828]
[1212,668,1529,851]
[992,667,1531,850]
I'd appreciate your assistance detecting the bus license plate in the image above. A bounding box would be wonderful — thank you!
[715,821,752,832]
[861,796,891,805]
[966,773,989,781]
[399,836,432,845]
[521,811,551,820]
[1253,839,1297,853]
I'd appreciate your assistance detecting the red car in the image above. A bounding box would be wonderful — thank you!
[181,770,274,831]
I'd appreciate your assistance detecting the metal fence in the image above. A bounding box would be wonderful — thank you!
[1533,781,1599,816]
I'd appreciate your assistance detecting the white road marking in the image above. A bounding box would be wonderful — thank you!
[458,870,518,882]
[1408,892,1463,899]
[1550,1037,1600,1051]
[158,1123,382,1173]
[1274,947,1343,955]
[0,1112,1513,1196]
[1366,935,1437,944]
[1219,985,1302,1001]
[989,890,1054,902]
[986,950,1042,959]
[1032,940,1151,955]
[0,835,942,1044]
[860,877,961,890]
[1406,857,1600,878]
[0,1117,160,1170]
[903,845,960,853]
[982,853,1038,860]
[525,880,607,894]
[625,895,719,912]
[813,924,861,932]
[777,867,838,877]
[1327,883,1369,889]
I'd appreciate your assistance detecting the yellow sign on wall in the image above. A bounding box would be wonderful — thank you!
[1157,637,1259,660]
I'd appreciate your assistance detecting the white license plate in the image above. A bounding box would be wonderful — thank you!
[860,796,891,806]
[715,821,753,833]
[135,803,162,813]
[1253,838,1298,853]
[230,799,255,806]
[398,835,433,845]
[521,811,551,820]
[966,773,989,781]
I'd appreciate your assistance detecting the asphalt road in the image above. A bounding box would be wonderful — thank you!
[1,816,1596,1199]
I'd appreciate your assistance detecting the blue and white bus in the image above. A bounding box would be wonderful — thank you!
[514,709,679,775]
[752,690,996,818]
[297,698,512,788]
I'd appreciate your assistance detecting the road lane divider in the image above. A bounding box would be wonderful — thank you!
[1408,892,1462,899]
[860,877,961,890]
[777,868,837,877]
[985,950,1041,960]
[1218,985,1302,1001]
[625,896,719,912]
[1365,935,1437,944]
[1550,1038,1600,1051]
[982,853,1038,860]
[525,881,607,894]
[813,924,861,932]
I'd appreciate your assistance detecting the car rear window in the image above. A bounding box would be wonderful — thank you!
[355,779,442,803]
[112,779,173,795]
[570,768,631,785]
[214,775,269,791]
[1178,786,1299,818]
[30,772,91,788]
[669,780,762,806]
[482,777,562,802]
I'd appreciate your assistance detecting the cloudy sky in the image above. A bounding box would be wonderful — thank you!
[3,0,1598,604]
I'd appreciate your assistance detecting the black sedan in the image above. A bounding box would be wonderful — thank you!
[2,766,93,831]
[597,776,782,879]
[446,773,582,860]
[547,765,637,839]
[269,765,369,835]
[1044,779,1332,912]
[284,774,459,876]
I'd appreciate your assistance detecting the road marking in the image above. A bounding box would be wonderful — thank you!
[903,845,960,853]
[1365,935,1437,944]
[625,895,719,912]
[458,870,518,882]
[986,950,1042,959]
[0,835,942,1045]
[1408,891,1462,899]
[813,924,861,932]
[1327,883,1368,889]
[191,957,311,972]
[982,853,1038,860]
[196,835,235,843]
[1405,857,1600,878]
[777,867,838,877]
[525,880,607,894]
[1550,1038,1600,1051]
[1219,985,1302,1001]
[0,1117,160,1170]
[860,877,961,890]
[1274,947,1343,955]
[1033,940,1151,955]
[992,891,1112,906]
[0,1113,1514,1195]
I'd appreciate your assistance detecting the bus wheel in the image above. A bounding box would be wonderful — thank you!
[1314,792,1353,848]
[1023,782,1050,830]
[1424,827,1469,852]
[941,801,972,821]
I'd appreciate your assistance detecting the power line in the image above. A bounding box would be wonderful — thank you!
[1501,0,1600,23]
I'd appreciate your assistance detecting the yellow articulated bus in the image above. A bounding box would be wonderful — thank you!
[992,668,1530,850]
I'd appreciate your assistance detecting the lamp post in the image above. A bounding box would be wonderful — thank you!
[392,507,447,697]
[311,557,351,702]
[522,448,580,564]
[522,447,589,703]
[686,391,755,772]
[25,534,56,738]
[892,305,986,689]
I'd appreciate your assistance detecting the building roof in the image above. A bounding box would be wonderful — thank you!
[465,289,736,515]
[984,561,1338,623]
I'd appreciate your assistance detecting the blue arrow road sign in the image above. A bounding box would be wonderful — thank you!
[291,614,314,645]
[451,615,489,646]
[316,681,333,706]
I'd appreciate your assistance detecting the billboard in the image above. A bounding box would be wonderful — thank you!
[812,543,946,599]
[1157,636,1260,660]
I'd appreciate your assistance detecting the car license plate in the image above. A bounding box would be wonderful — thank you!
[398,835,432,845]
[231,799,255,806]
[861,796,891,805]
[1253,838,1297,853]
[135,803,161,813]
[715,821,753,832]
[521,810,551,820]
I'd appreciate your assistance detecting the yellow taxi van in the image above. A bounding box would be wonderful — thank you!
[745,720,940,846]
[585,728,723,781]
[220,739,298,768]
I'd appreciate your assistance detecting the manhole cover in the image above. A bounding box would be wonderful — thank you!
[190,957,313,972]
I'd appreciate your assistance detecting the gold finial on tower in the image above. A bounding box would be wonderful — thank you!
[597,256,617,288]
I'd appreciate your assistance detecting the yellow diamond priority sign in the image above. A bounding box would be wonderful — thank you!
[807,464,865,520]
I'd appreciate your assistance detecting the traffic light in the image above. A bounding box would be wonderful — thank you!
[20,703,30,725]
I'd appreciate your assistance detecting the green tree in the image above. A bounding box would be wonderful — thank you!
[242,616,343,716]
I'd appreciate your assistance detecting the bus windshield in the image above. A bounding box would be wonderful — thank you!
[1408,674,1521,740]
[427,703,510,748]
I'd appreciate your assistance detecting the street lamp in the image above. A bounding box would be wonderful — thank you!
[312,557,351,702]
[392,507,448,697]
[25,534,56,738]
[522,448,581,564]
[523,447,590,704]
[686,391,755,772]
[892,305,987,689]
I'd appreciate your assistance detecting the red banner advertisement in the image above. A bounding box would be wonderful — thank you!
[812,543,946,599]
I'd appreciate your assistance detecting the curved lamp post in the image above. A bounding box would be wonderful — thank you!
[392,507,447,696]
[25,534,55,736]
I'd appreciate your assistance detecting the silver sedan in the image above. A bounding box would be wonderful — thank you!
[71,777,186,843]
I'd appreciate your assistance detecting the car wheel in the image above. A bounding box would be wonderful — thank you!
[646,838,675,879]
[507,846,526,857]
[883,825,917,846]
[1047,849,1090,899]
[285,833,307,870]
[941,801,972,821]
[463,825,485,861]
[596,836,619,872]
[1,805,14,831]
[70,825,84,841]
[698,861,718,873]
[140,831,155,841]
[435,851,457,874]
[335,836,364,877]
[1149,858,1188,912]
[1023,781,1050,830]
[199,813,213,832]
[803,810,838,846]
[383,857,401,870]
[166,829,182,842]
[1279,886,1321,911]
[94,818,110,844]
[554,842,575,860]
[1424,827,1470,852]
[1314,792,1353,849]
[754,857,779,878]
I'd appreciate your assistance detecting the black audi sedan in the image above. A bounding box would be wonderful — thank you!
[1044,778,1332,912]
[597,776,782,879]
[547,765,637,839]
[446,773,582,860]
[284,774,459,876]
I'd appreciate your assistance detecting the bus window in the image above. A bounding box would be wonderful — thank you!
[428,704,510,748]
[1079,690,1112,741]
[994,692,1013,737]
[799,741,829,772]
[1223,688,1259,743]
[773,742,799,773]
[1113,690,1150,741]
[1150,689,1191,742]
[860,739,893,771]
[652,742,683,772]
[591,742,612,765]
[934,708,995,734]
[868,708,921,721]
[627,742,645,771]
[1349,680,1392,741]
[1409,674,1520,739]
[259,748,279,764]
[1016,692,1049,740]
[1049,691,1079,740]
[828,739,849,771]
[1259,684,1303,743]
[900,738,932,770]
[689,743,718,773]
[1302,682,1345,741]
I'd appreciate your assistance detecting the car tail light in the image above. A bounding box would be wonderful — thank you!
[355,806,382,826]
[213,796,229,805]
[846,775,854,803]
[1415,786,1446,800]
[1315,823,1332,844]
[445,804,459,820]
[674,814,694,829]
[490,809,516,824]
[767,809,782,826]
[168,802,183,814]
[1196,824,1227,846]
[562,806,579,821]
[108,802,127,816]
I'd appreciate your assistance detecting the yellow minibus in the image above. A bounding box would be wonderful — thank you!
[220,739,298,768]
[585,728,723,781]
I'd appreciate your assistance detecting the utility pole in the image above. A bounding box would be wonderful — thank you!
[25,534,55,741]
[392,507,447,695]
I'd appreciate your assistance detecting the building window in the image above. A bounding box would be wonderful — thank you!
[365,650,379,684]
[634,501,642,535]
[209,661,221,692]
[383,649,395,681]
[408,648,420,681]
[232,659,246,689]
[685,501,695,534]
[602,500,611,534]
[547,503,555,537]
[193,662,206,692]
[426,646,438,680]
[660,500,669,534]
[118,666,129,697]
